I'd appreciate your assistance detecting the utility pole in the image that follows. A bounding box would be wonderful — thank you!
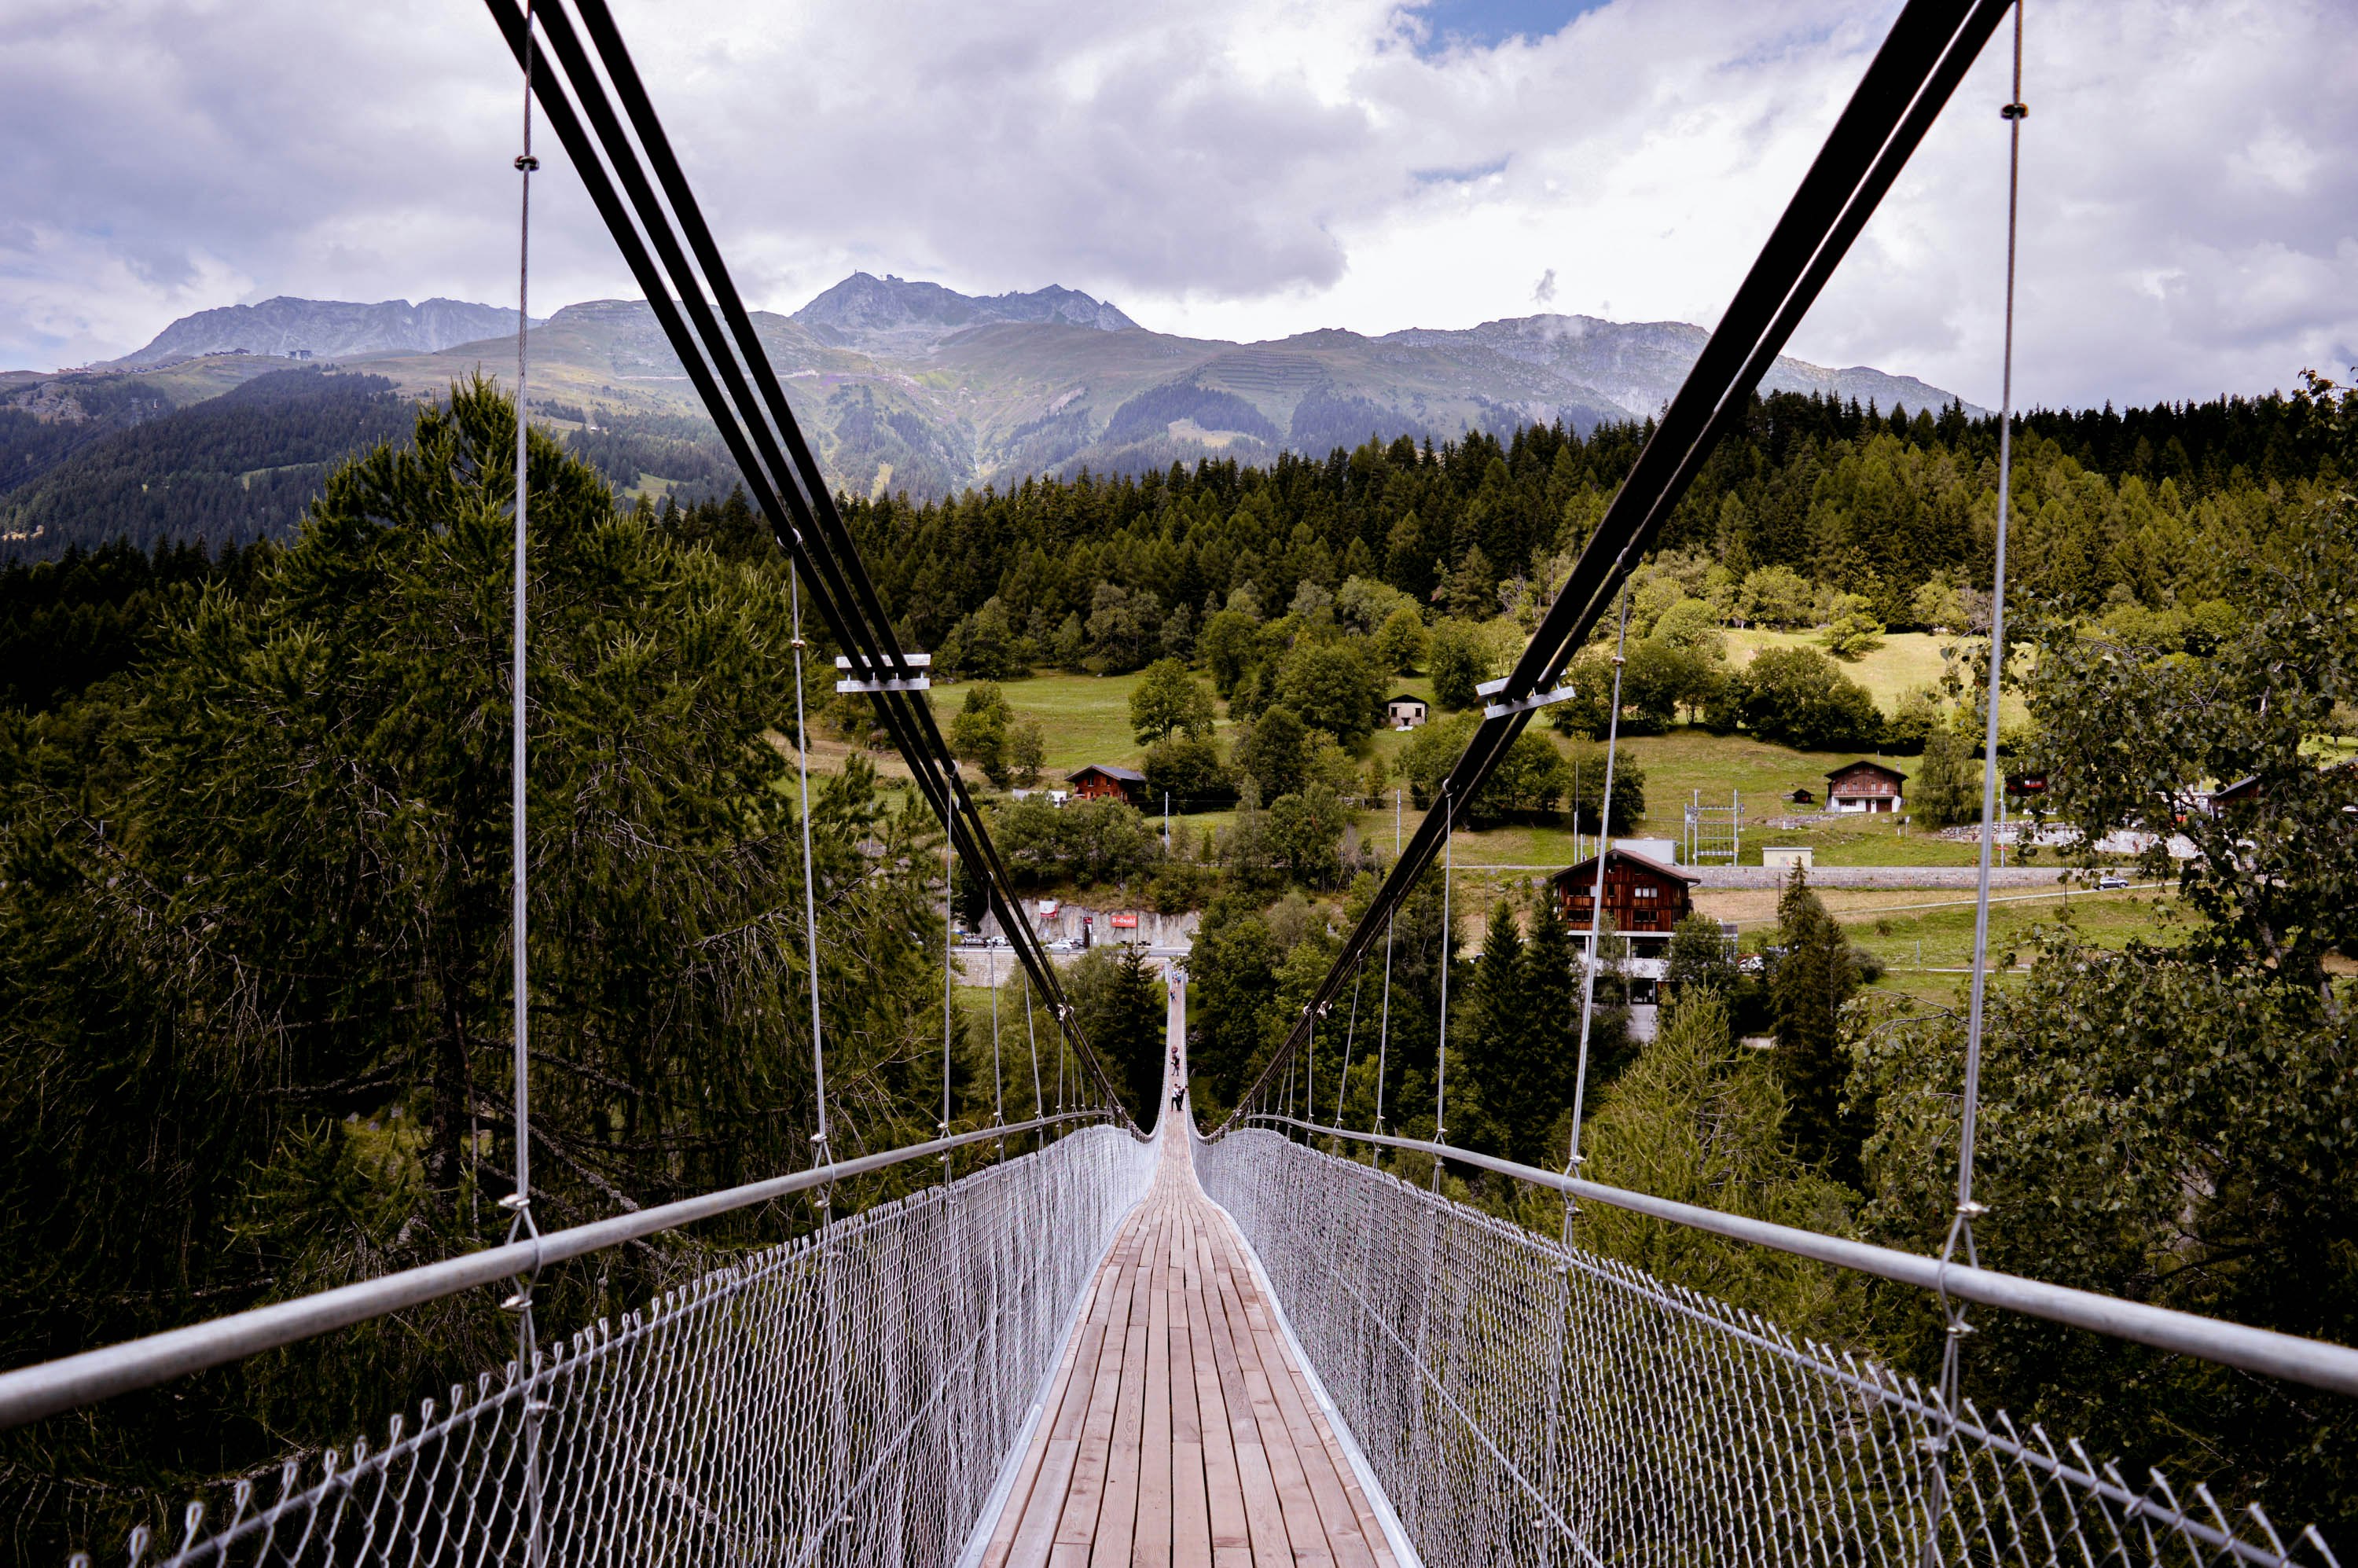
[1162,791,1170,852]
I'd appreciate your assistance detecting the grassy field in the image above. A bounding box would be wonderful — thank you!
[911,669,2025,871]
[1722,629,2031,725]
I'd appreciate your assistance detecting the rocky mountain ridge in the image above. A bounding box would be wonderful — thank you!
[111,296,539,368]
[792,272,1137,347]
[34,277,1978,520]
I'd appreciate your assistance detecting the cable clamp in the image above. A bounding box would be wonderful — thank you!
[501,1290,533,1313]
[1956,1199,1989,1219]
[2001,102,2029,120]
[514,154,541,172]
[1945,1318,1977,1339]
[498,1192,530,1212]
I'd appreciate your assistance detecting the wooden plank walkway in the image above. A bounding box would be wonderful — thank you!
[977,986,1400,1568]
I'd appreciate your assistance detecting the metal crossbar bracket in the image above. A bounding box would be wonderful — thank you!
[1481,685,1578,720]
[835,652,931,692]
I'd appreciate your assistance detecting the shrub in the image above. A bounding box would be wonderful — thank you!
[1739,647,1883,751]
[1428,619,1486,711]
[1129,657,1216,743]
[948,682,1013,786]
[1821,593,1886,659]
[1142,731,1228,811]
[1738,564,1815,629]
[1274,638,1383,744]
[1373,604,1429,674]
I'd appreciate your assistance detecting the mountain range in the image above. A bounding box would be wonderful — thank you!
[4,274,1976,554]
[108,296,537,368]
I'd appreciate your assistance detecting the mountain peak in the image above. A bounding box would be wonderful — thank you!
[112,296,535,368]
[792,272,1137,341]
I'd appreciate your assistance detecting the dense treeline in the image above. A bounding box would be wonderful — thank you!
[847,387,2351,656]
[553,406,742,509]
[1183,379,2358,1540]
[0,377,181,498]
[0,539,270,711]
[0,370,421,559]
[0,385,1038,1558]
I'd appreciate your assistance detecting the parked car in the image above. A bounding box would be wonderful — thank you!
[2095,873,2131,890]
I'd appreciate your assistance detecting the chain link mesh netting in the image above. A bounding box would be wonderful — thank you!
[1196,1127,2335,1568]
[119,1123,1155,1568]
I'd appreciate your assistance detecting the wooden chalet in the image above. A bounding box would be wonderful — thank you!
[1549,846,1699,952]
[1067,763,1147,806]
[1825,760,1908,814]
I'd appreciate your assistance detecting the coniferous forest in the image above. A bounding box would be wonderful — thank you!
[1,375,2353,1554]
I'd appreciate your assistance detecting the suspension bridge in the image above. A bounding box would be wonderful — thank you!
[6,0,2356,1562]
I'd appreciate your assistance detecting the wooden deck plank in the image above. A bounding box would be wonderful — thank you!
[1057,1228,1151,1548]
[1167,1255,1214,1568]
[1185,1211,1253,1559]
[975,1001,1401,1568]
[1093,1202,1164,1568]
[1132,1197,1177,1568]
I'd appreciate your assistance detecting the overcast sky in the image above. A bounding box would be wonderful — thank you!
[5,0,2352,410]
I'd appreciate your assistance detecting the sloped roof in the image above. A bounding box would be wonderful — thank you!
[1387,693,1427,707]
[1070,764,1146,784]
[1825,759,1908,786]
[1548,845,1701,887]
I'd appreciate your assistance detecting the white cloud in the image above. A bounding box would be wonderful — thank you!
[2,0,2352,409]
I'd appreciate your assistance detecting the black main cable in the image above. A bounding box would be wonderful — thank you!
[1214,0,2008,1133]
[481,0,1137,1126]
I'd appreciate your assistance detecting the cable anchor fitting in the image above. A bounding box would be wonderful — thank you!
[514,154,541,172]
[2001,102,2029,120]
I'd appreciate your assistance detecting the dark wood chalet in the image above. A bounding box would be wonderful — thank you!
[1825,759,1908,814]
[1068,764,1147,806]
[1549,846,1700,950]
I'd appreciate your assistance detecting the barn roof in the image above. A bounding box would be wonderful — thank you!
[1825,759,1909,786]
[1548,846,1701,887]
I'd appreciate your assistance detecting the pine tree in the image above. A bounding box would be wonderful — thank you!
[1457,898,1526,1157]
[1768,866,1861,1176]
[1515,891,1579,1166]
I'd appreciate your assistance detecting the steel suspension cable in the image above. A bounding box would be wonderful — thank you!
[1373,915,1394,1135]
[1023,969,1044,1133]
[1207,0,2012,1139]
[480,0,1138,1129]
[1560,589,1631,1236]
[505,15,546,1560]
[791,565,829,1171]
[1332,958,1362,1129]
[1939,0,2028,1476]
[942,806,956,1177]
[1431,788,1455,1187]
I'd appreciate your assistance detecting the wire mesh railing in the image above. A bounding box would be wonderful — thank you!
[95,1122,1155,1568]
[1195,1126,2337,1568]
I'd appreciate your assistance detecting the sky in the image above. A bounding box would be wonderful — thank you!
[3,0,2353,411]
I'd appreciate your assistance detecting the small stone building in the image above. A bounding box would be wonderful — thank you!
[1387,695,1429,730]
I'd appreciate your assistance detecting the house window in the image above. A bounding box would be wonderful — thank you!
[1634,887,1655,898]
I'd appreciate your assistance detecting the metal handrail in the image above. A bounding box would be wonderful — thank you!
[0,1111,1126,1432]
[1237,1114,2358,1399]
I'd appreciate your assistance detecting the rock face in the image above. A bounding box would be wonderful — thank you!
[792,273,1138,347]
[1383,314,1975,423]
[112,297,536,367]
